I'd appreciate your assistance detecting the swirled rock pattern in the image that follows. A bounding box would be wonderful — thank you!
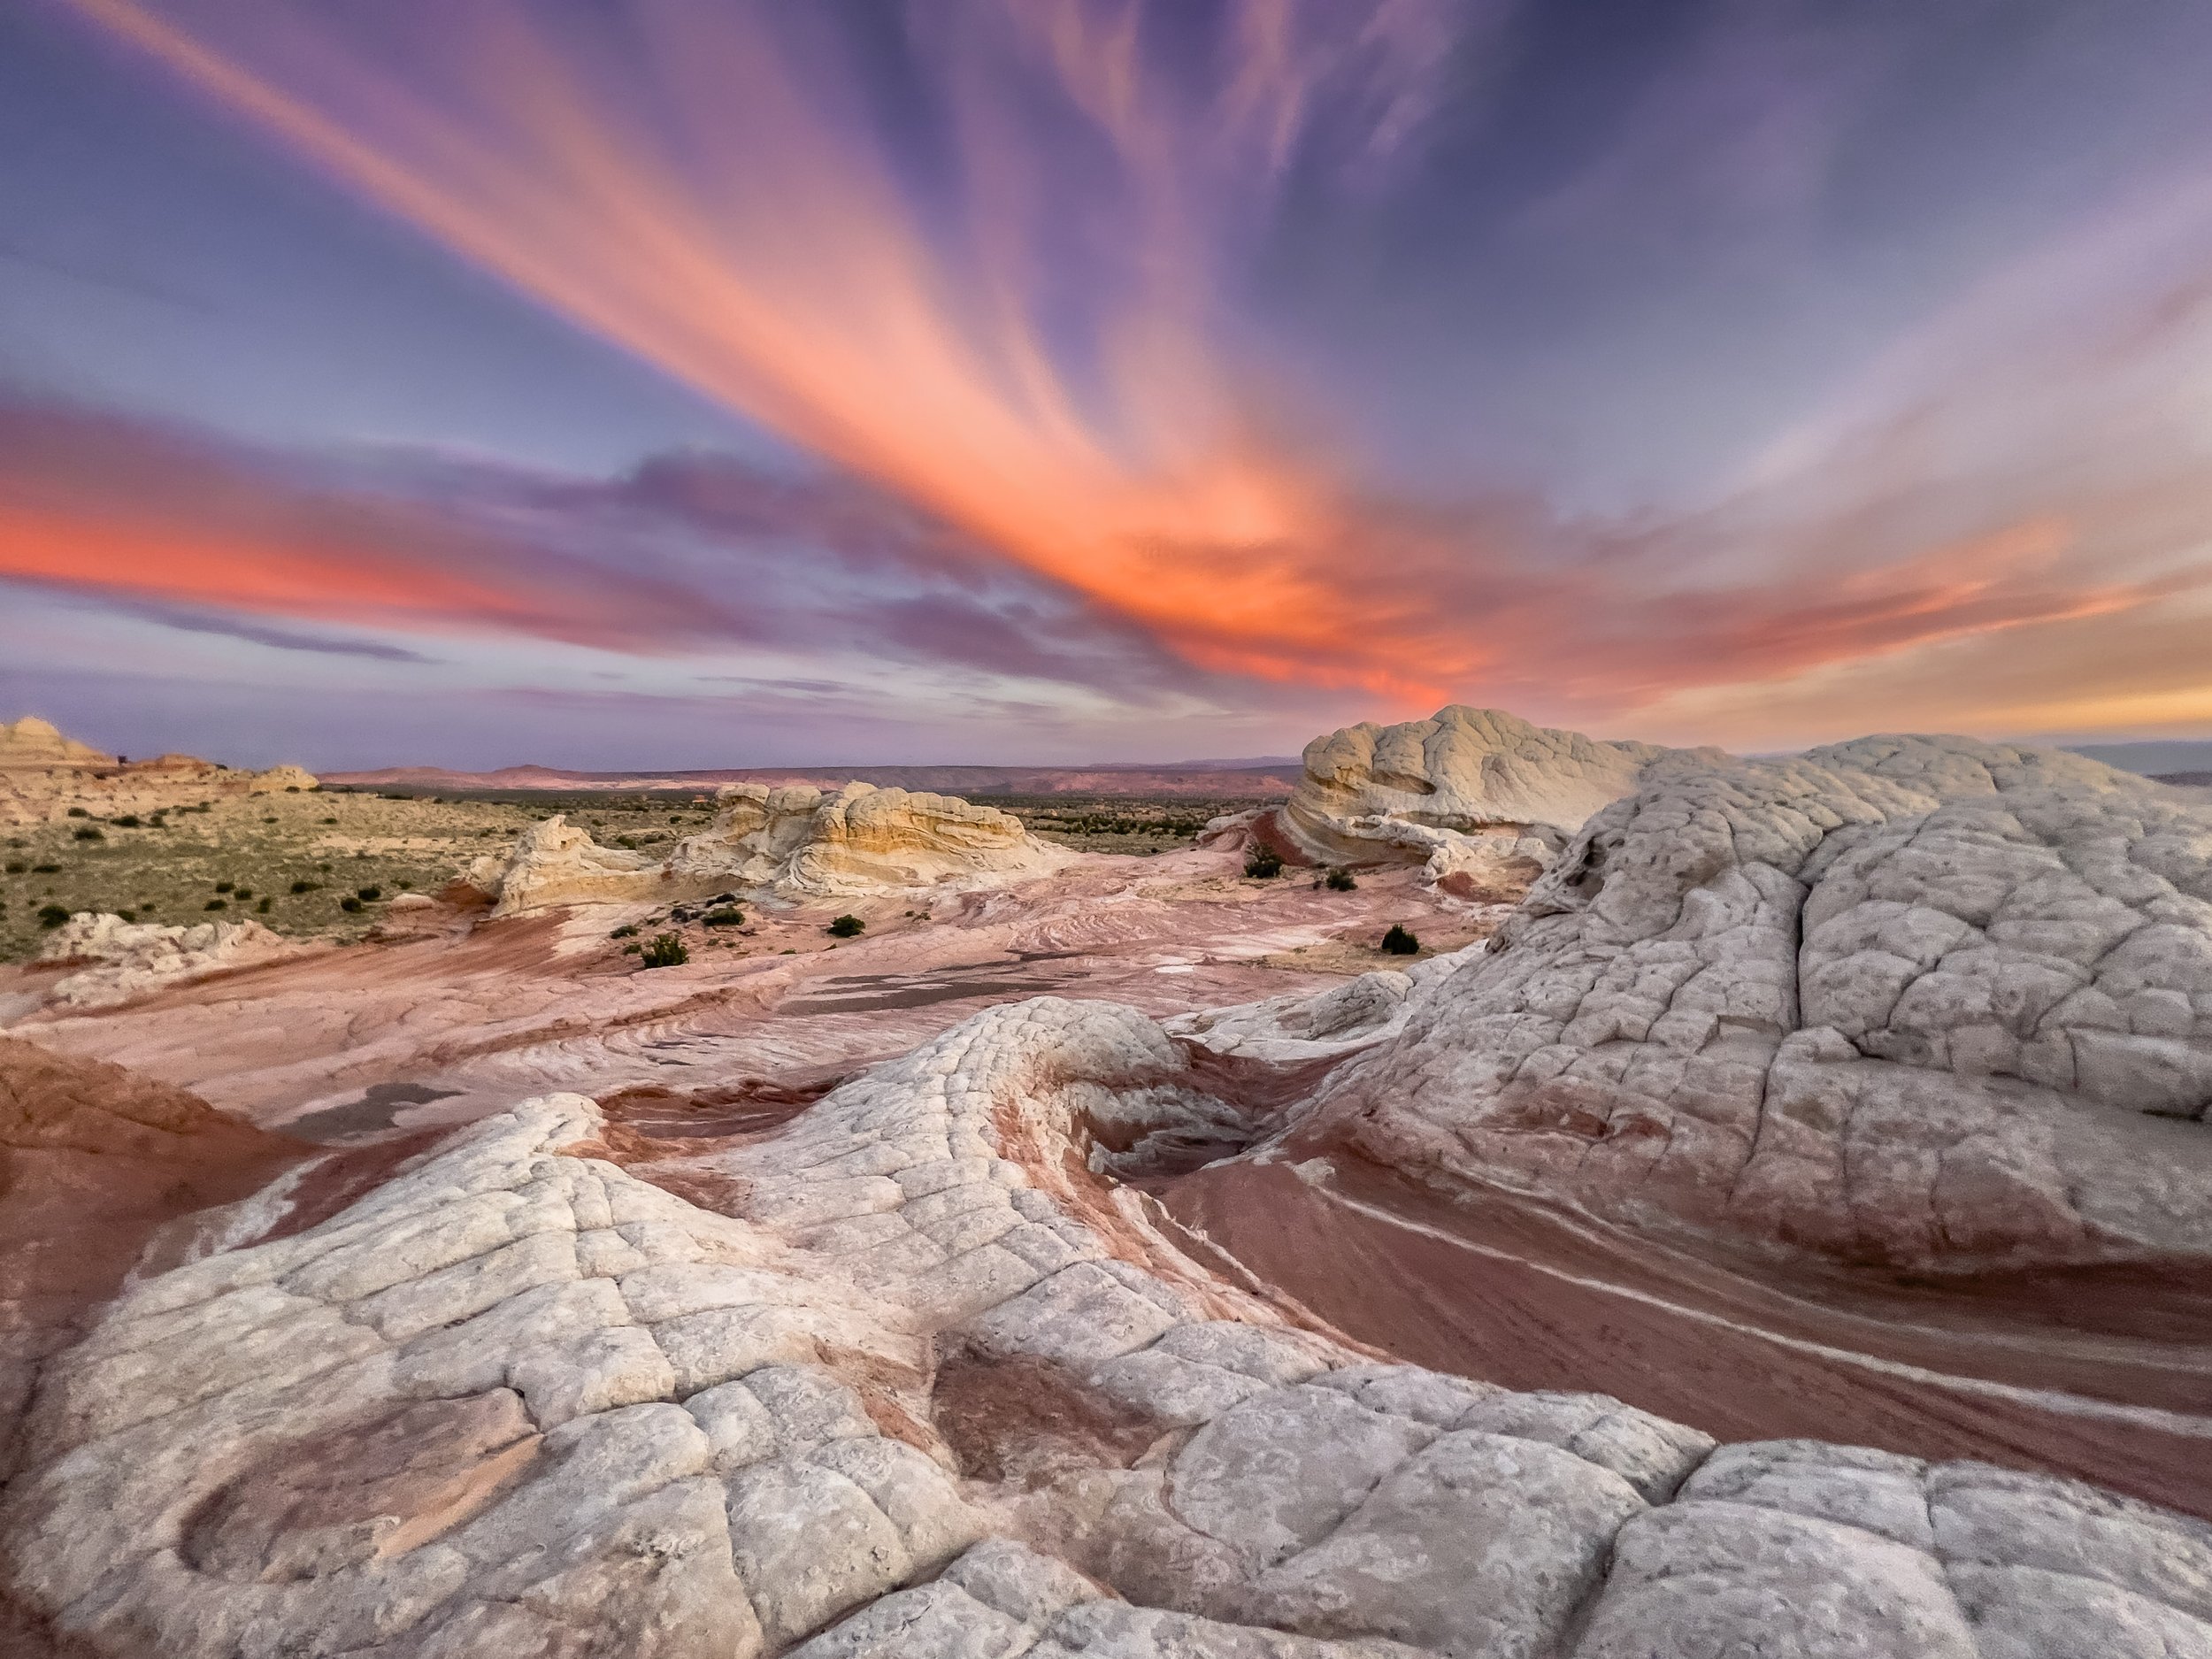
[1320,733,2212,1269]
[7,996,2210,1657]
[35,912,294,1008]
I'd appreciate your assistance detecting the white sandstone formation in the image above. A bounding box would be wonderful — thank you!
[6,998,2209,1656]
[32,912,292,1009]
[465,783,1071,915]
[0,714,318,826]
[1276,706,1676,871]
[1317,733,2212,1270]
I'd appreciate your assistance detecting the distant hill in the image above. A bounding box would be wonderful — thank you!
[2064,739,2212,775]
[322,761,1303,798]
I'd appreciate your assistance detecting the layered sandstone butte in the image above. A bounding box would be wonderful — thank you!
[1315,733,2212,1270]
[5,1002,2208,1656]
[0,714,317,826]
[465,782,1070,915]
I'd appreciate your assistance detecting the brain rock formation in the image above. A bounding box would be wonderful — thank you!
[6,996,2210,1657]
[1317,733,2212,1270]
[34,913,294,1010]
[466,782,1070,915]
[1276,708,1680,900]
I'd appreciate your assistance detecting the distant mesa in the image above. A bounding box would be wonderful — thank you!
[0,714,317,826]
[460,780,1072,915]
[322,759,1302,797]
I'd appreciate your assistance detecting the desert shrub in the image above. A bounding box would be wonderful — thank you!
[1380,924,1420,956]
[290,880,318,894]
[622,941,641,955]
[256,897,272,913]
[73,827,104,841]
[4,862,23,874]
[205,899,227,912]
[1326,868,1357,891]
[32,863,61,874]
[117,910,134,922]
[286,785,302,793]
[357,886,382,901]
[610,923,641,939]
[38,903,70,928]
[1244,846,1284,879]
[234,887,254,900]
[65,807,88,818]
[111,815,141,828]
[703,907,745,927]
[339,896,364,913]
[641,932,689,968]
[215,881,234,894]
[321,817,339,825]
[827,914,864,937]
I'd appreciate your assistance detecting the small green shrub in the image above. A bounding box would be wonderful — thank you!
[234,887,254,900]
[38,903,70,928]
[256,897,273,913]
[641,932,689,968]
[215,880,234,894]
[290,879,318,894]
[32,864,62,874]
[117,909,135,922]
[65,807,88,818]
[4,862,24,874]
[73,826,104,841]
[321,817,339,825]
[703,906,745,927]
[286,785,302,792]
[827,914,864,937]
[1325,868,1357,891]
[1379,924,1420,956]
[111,815,141,828]
[205,899,228,912]
[357,885,382,901]
[611,923,641,939]
[1244,846,1284,879]
[339,896,364,913]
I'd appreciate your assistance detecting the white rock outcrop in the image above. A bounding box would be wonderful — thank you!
[463,783,1071,915]
[1317,733,2212,1268]
[7,998,2209,1656]
[1275,708,1680,907]
[33,913,292,1009]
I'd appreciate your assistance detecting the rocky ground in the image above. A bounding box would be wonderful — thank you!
[3,708,2210,1656]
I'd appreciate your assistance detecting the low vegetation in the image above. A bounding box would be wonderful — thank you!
[826,914,864,937]
[1244,846,1285,879]
[1380,924,1421,956]
[640,932,689,968]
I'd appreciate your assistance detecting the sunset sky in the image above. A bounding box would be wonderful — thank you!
[4,0,2211,768]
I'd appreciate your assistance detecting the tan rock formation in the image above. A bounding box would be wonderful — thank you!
[1278,706,1678,872]
[671,780,1072,898]
[458,817,672,917]
[0,715,319,826]
[464,783,1071,915]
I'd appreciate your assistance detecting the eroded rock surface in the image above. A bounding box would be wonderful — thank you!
[1319,733,2212,1269]
[6,997,2210,1657]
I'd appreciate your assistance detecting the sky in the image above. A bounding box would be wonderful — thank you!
[4,0,2211,770]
